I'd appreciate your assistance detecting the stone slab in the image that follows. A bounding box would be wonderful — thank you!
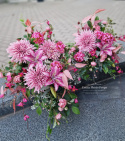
[0,74,125,141]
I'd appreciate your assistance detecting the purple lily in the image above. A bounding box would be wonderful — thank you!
[24,49,47,67]
[43,66,65,91]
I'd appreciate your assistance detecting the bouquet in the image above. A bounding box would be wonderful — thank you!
[0,9,124,140]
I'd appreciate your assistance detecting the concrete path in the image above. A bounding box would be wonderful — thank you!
[0,74,125,141]
[0,0,125,66]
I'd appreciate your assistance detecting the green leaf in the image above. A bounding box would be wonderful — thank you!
[34,44,39,49]
[36,106,42,115]
[95,16,99,21]
[72,106,80,114]
[65,109,70,116]
[20,19,24,22]
[50,86,57,98]
[87,20,93,29]
[5,66,10,71]
[69,93,77,99]
[22,23,27,27]
[53,119,57,128]
[112,70,116,73]
[26,89,30,97]
[47,126,52,134]
[23,35,27,39]
[103,66,108,74]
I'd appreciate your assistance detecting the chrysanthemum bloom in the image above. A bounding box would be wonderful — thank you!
[24,63,49,93]
[51,61,63,71]
[58,99,67,108]
[74,52,85,62]
[13,75,21,83]
[56,41,65,53]
[75,30,96,52]
[7,40,35,63]
[32,32,44,45]
[40,40,61,60]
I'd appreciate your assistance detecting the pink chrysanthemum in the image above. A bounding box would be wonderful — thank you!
[51,61,63,71]
[74,52,85,62]
[40,40,61,60]
[32,32,44,45]
[24,63,49,93]
[75,30,96,52]
[7,40,35,63]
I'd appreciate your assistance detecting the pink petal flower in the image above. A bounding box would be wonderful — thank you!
[0,72,3,78]
[17,102,24,107]
[22,98,27,103]
[75,63,87,68]
[74,99,78,103]
[58,107,63,111]
[91,61,96,67]
[58,99,67,108]
[55,113,62,120]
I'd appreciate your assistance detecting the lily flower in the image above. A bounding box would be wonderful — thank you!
[24,49,47,67]
[44,66,65,91]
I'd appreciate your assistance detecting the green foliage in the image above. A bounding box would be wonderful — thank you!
[95,16,99,21]
[26,89,30,97]
[36,106,42,115]
[69,93,77,99]
[34,44,39,49]
[72,106,80,115]
[87,20,93,29]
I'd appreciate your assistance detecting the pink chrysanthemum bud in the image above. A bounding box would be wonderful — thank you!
[74,52,85,62]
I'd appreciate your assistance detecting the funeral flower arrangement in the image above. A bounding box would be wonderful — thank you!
[0,9,124,140]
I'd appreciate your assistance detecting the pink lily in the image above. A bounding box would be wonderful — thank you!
[24,49,47,67]
[7,72,12,81]
[0,86,4,98]
[97,43,115,56]
[44,66,65,91]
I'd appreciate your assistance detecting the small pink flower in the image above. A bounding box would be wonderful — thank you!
[69,47,75,54]
[58,107,63,112]
[47,35,50,38]
[0,72,3,78]
[74,99,78,103]
[46,27,50,31]
[115,60,119,64]
[56,41,65,54]
[47,20,50,25]
[55,113,62,120]
[24,114,29,121]
[13,75,21,83]
[49,31,52,35]
[91,61,96,67]
[17,102,24,107]
[58,99,67,108]
[116,66,119,70]
[5,83,14,88]
[74,52,85,62]
[78,77,81,81]
[51,61,63,71]
[95,25,100,31]
[72,86,78,92]
[102,21,107,25]
[22,98,27,103]
[7,72,11,81]
[22,68,27,73]
[72,68,78,72]
[68,85,72,90]
[32,32,44,45]
[117,70,123,74]
[21,88,26,93]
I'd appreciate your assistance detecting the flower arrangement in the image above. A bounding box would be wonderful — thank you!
[0,9,124,140]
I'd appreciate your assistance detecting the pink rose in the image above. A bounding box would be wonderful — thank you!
[13,75,21,83]
[91,61,96,67]
[55,113,62,120]
[58,107,63,112]
[0,72,3,78]
[58,99,67,108]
